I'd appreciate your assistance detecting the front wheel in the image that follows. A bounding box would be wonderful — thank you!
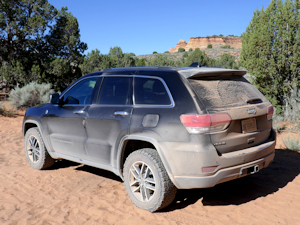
[24,127,55,170]
[123,148,177,212]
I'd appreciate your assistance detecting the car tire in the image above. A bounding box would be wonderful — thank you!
[24,127,55,170]
[123,148,177,212]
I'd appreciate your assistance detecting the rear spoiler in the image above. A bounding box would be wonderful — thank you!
[178,68,247,79]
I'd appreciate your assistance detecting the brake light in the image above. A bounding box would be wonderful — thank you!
[267,105,274,120]
[180,113,231,134]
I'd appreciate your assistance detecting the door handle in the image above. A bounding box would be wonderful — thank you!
[73,110,85,114]
[114,111,129,116]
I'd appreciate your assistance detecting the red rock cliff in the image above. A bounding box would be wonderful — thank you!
[169,36,242,52]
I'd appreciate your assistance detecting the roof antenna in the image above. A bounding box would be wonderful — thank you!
[189,62,201,67]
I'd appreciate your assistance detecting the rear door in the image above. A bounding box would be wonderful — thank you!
[85,76,133,165]
[188,76,273,154]
[130,76,177,141]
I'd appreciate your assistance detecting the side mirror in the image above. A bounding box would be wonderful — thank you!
[49,93,60,104]
[65,96,79,105]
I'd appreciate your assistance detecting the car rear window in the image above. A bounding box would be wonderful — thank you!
[188,76,267,109]
[134,77,171,105]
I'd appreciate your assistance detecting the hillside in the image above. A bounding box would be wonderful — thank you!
[169,36,242,52]
[137,36,242,61]
[137,48,241,62]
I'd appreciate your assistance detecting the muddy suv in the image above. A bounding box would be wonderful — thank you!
[23,66,276,212]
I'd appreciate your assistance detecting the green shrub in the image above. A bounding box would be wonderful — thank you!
[178,48,185,52]
[147,54,181,67]
[164,51,170,53]
[220,45,231,49]
[271,84,300,133]
[0,105,17,117]
[282,133,300,151]
[215,53,238,69]
[183,52,188,58]
[153,51,158,54]
[9,82,53,110]
[272,111,285,132]
[136,58,146,67]
[184,48,214,67]
[207,44,212,49]
[188,48,193,52]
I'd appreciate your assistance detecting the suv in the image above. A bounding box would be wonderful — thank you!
[23,66,276,212]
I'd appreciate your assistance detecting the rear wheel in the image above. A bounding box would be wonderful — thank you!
[24,127,55,170]
[123,148,177,212]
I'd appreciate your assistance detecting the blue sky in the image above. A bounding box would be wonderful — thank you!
[48,0,271,56]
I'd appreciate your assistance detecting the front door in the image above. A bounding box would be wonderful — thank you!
[47,77,98,159]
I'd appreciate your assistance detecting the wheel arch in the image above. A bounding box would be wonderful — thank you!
[23,119,42,137]
[116,135,174,182]
[23,122,39,137]
[23,119,54,156]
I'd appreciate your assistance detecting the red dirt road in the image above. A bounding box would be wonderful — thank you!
[1,115,300,224]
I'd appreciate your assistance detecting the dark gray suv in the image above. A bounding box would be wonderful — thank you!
[23,66,276,212]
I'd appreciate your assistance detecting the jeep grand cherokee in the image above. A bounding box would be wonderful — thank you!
[23,66,276,212]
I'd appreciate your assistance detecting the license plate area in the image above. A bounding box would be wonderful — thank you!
[241,118,257,133]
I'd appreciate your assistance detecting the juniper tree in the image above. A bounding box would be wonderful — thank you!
[147,54,181,67]
[79,47,137,75]
[79,49,103,75]
[184,48,214,67]
[0,0,87,90]
[215,53,238,69]
[136,58,146,67]
[240,0,300,113]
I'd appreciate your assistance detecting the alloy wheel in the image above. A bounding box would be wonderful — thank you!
[26,135,41,163]
[129,161,156,202]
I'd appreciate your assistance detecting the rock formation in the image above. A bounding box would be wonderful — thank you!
[169,36,242,53]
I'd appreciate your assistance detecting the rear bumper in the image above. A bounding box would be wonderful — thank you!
[169,130,276,189]
[173,151,274,189]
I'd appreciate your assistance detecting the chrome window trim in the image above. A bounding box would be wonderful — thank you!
[132,75,175,108]
[60,74,175,108]
[52,104,90,107]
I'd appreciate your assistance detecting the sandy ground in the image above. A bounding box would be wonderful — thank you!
[1,115,300,225]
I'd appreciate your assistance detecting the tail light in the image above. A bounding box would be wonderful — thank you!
[202,166,218,173]
[180,113,231,134]
[267,105,274,120]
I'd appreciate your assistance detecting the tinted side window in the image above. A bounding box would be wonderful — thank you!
[98,77,132,105]
[62,78,98,105]
[134,77,171,105]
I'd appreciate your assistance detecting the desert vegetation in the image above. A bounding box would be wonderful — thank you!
[0,104,16,117]
[220,45,233,49]
[0,0,299,149]
[240,0,300,148]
